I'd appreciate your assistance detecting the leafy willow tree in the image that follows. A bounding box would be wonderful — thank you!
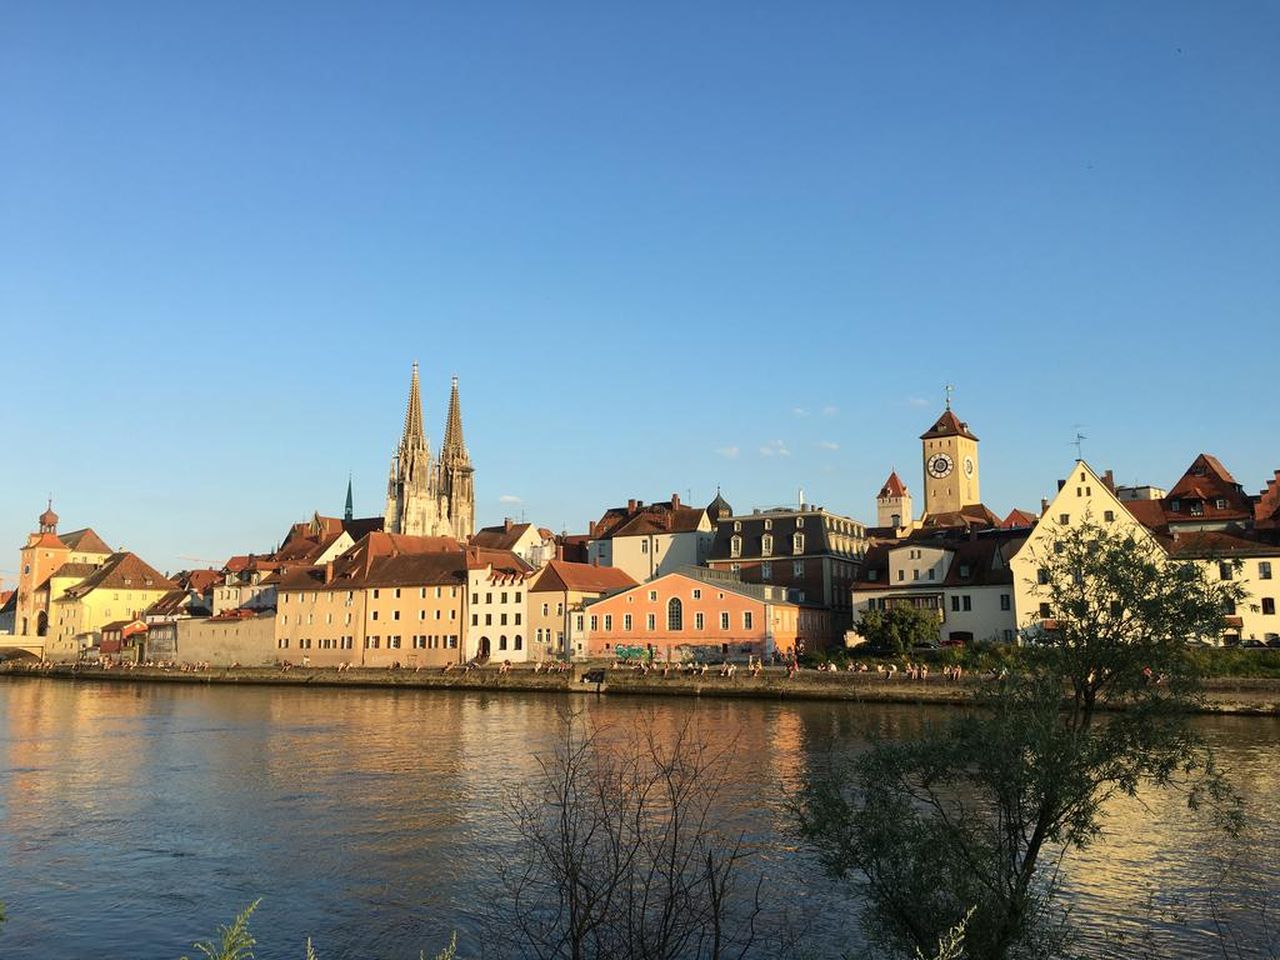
[797,518,1247,960]
[855,604,940,656]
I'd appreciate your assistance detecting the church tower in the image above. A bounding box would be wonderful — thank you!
[876,471,913,531]
[436,375,475,540]
[920,404,980,517]
[385,362,436,536]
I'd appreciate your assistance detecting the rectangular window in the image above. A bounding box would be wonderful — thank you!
[1000,594,1010,611]
[720,612,729,630]
[647,613,656,630]
[1039,603,1051,618]
[897,569,905,582]
[590,616,598,631]
[1219,563,1234,581]
[604,615,613,631]
[793,560,804,576]
[501,592,508,604]
[962,595,972,612]
[1059,514,1070,525]
[950,596,960,612]
[1261,562,1273,580]
[743,611,753,630]
[373,589,380,599]
[624,614,632,631]
[1263,598,1276,616]
[695,612,704,630]
[692,588,702,599]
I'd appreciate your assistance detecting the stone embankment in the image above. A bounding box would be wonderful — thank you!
[4,662,1280,715]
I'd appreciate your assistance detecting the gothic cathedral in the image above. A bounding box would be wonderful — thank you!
[385,363,475,541]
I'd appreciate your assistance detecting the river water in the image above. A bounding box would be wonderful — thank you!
[1,680,1278,960]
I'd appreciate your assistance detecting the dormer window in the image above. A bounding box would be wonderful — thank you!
[1215,498,1228,510]
[730,536,742,559]
[958,564,971,578]
[733,520,741,532]
[1190,502,1204,516]
[763,518,772,531]
[868,569,879,581]
[761,534,773,556]
[1170,500,1182,512]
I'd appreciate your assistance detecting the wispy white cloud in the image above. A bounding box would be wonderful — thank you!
[714,445,740,459]
[817,440,840,451]
[759,440,792,458]
[792,406,810,417]
[906,396,929,408]
[499,494,523,504]
[822,405,839,416]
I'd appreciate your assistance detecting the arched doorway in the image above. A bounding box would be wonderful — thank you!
[478,636,491,660]
[36,611,48,637]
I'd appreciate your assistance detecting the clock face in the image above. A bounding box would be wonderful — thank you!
[963,456,975,478]
[927,453,954,479]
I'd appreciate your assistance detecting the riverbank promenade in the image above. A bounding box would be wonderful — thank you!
[5,660,1280,716]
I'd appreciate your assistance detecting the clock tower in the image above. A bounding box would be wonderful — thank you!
[920,405,980,517]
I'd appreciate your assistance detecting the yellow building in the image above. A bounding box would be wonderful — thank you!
[12,501,113,641]
[48,552,176,660]
[1012,457,1280,646]
[527,559,637,660]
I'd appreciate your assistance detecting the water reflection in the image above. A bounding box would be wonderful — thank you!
[0,680,1276,959]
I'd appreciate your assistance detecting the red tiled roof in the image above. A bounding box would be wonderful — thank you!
[919,409,979,441]
[1122,499,1169,533]
[1163,453,1253,522]
[179,569,223,593]
[878,471,908,499]
[530,560,638,594]
[1001,508,1038,529]
[28,532,67,550]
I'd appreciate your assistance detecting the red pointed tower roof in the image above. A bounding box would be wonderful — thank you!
[878,471,909,499]
[920,408,979,441]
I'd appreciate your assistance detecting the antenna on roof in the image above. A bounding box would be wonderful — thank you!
[1070,426,1087,461]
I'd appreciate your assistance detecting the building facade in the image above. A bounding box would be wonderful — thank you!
[585,494,716,583]
[581,568,829,662]
[527,559,637,661]
[464,549,534,662]
[706,505,864,645]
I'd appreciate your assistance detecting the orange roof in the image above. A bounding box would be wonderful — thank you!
[60,553,176,599]
[530,560,638,594]
[1000,508,1038,529]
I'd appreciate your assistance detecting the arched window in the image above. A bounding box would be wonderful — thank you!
[499,635,508,650]
[730,535,742,558]
[514,635,523,650]
[667,597,683,631]
[761,534,773,557]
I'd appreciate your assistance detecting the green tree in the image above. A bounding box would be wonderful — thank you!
[855,604,940,656]
[797,519,1245,960]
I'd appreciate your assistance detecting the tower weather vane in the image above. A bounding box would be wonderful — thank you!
[944,383,955,410]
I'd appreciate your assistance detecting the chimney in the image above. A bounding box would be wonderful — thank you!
[324,561,334,585]
[671,492,681,509]
[555,544,564,561]
[627,498,638,513]
[1102,469,1116,492]
[588,520,597,536]
[1040,497,1050,516]
[504,517,513,532]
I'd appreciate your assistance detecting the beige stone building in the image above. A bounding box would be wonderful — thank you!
[527,559,637,661]
[585,494,715,583]
[464,548,534,662]
[48,552,176,660]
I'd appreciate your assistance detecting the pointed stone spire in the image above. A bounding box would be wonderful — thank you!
[402,361,425,449]
[441,375,466,461]
[344,474,354,522]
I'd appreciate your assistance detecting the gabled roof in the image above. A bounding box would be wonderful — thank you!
[144,588,208,618]
[853,529,1025,590]
[530,560,638,594]
[471,522,538,551]
[178,569,223,593]
[60,528,113,554]
[589,497,709,540]
[27,532,67,550]
[921,503,1002,530]
[1167,531,1280,559]
[1162,453,1253,522]
[920,409,979,441]
[465,547,533,577]
[878,471,909,499]
[1000,508,1038,530]
[59,553,175,600]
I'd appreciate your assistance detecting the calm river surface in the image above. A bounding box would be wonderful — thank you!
[1,679,1278,960]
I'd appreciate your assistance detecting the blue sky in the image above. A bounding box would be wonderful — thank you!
[2,2,1277,577]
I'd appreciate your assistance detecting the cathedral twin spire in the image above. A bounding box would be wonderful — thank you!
[386,363,475,541]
